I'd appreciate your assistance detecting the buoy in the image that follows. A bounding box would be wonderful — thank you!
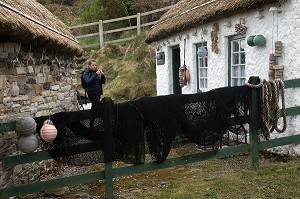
[16,117,37,136]
[17,134,38,153]
[40,120,57,142]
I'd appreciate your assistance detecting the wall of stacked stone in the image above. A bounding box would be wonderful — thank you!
[0,42,81,193]
[0,42,80,122]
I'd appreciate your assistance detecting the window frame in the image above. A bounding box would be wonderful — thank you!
[228,35,246,87]
[196,42,208,90]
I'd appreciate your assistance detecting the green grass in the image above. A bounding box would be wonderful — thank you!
[77,33,156,102]
[120,155,300,199]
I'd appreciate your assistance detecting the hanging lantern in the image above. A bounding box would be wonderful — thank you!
[17,134,38,153]
[40,119,57,142]
[197,47,208,58]
[179,65,186,87]
[183,68,190,83]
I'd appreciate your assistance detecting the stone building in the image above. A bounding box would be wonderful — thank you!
[145,0,300,155]
[0,0,83,192]
[0,0,83,123]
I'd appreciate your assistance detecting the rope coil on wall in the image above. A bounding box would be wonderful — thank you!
[246,78,287,138]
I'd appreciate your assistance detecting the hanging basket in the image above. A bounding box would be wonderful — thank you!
[40,120,58,142]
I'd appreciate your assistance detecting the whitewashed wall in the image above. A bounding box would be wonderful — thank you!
[155,1,300,155]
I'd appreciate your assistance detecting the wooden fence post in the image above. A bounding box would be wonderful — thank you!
[99,20,104,48]
[249,76,260,168]
[137,13,141,35]
[103,98,114,198]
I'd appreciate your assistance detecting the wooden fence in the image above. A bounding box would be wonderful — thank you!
[69,6,172,49]
[1,76,300,198]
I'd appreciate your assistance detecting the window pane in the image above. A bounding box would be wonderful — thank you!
[199,57,203,67]
[240,40,245,51]
[232,41,239,52]
[200,79,205,88]
[240,65,245,76]
[240,78,246,85]
[232,53,239,64]
[233,78,239,86]
[232,66,238,77]
[200,68,207,77]
[241,53,245,64]
[204,79,208,88]
[203,57,207,68]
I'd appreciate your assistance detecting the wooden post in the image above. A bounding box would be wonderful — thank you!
[137,13,141,35]
[249,76,260,168]
[99,20,104,48]
[103,98,114,199]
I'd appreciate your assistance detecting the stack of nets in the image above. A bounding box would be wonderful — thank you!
[34,85,250,165]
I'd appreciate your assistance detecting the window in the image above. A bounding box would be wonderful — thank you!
[229,37,246,86]
[196,42,208,89]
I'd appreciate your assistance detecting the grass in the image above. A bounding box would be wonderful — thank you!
[112,154,300,199]
[77,33,156,102]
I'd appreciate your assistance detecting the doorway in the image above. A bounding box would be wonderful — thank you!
[172,46,181,94]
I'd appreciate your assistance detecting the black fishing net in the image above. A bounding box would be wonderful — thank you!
[34,85,250,166]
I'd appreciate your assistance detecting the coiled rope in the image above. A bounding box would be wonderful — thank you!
[246,79,287,138]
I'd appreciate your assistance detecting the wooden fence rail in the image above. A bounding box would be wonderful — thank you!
[69,6,173,49]
[1,76,300,198]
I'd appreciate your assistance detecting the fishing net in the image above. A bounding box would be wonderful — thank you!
[34,85,250,165]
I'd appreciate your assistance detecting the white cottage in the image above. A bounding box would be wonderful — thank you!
[146,0,300,155]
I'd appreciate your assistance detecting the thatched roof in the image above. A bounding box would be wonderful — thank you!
[0,0,83,56]
[145,0,287,44]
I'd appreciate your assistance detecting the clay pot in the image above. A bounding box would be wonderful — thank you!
[40,120,57,142]
[17,134,38,153]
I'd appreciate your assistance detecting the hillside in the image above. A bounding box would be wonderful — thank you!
[40,1,158,102]
[77,35,157,102]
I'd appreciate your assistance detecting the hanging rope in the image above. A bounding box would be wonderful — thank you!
[246,78,287,138]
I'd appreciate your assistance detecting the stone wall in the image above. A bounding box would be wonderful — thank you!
[0,42,81,195]
[0,42,80,122]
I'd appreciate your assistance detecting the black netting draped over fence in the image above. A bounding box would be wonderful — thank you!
[34,85,250,166]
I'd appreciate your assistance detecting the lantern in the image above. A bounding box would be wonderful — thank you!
[197,46,208,58]
[179,65,186,87]
[40,120,57,142]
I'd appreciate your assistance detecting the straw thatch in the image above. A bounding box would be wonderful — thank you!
[145,0,287,44]
[0,0,83,56]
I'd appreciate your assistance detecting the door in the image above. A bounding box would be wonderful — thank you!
[172,46,181,94]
